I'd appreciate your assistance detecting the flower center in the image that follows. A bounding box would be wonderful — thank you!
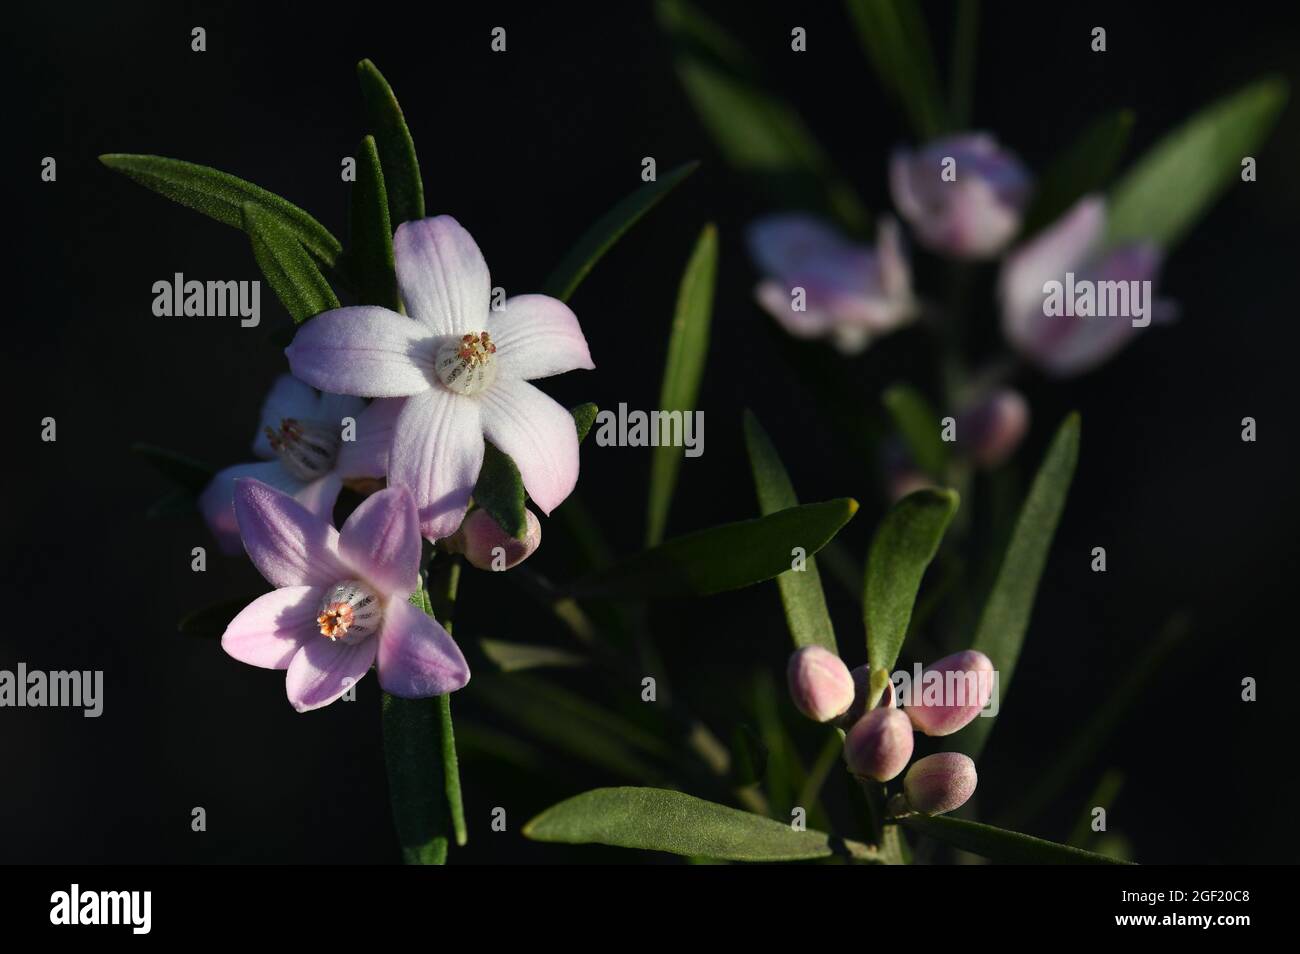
[435,331,498,396]
[265,417,341,481]
[316,580,383,645]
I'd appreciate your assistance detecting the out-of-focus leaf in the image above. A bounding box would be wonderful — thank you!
[571,499,859,599]
[864,488,959,673]
[524,787,882,862]
[657,0,868,230]
[647,224,717,547]
[948,0,979,129]
[894,813,1131,865]
[882,384,948,478]
[1021,110,1135,238]
[479,639,588,673]
[344,135,400,311]
[177,594,256,637]
[845,0,948,139]
[742,410,836,653]
[954,413,1080,760]
[1106,77,1288,248]
[131,442,215,493]
[242,203,341,324]
[545,161,700,302]
[356,58,425,226]
[99,154,341,265]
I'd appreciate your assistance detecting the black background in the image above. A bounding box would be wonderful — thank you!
[5,1,1298,864]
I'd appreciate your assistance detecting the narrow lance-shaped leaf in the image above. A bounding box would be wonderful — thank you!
[571,498,858,599]
[99,154,342,265]
[882,384,948,478]
[544,161,700,302]
[473,405,599,541]
[845,0,949,139]
[864,488,959,673]
[524,787,882,862]
[356,58,425,225]
[743,410,837,653]
[131,443,215,494]
[646,224,717,547]
[893,812,1130,865]
[1105,77,1288,249]
[478,638,588,673]
[242,203,340,324]
[954,413,1080,760]
[1021,109,1135,239]
[345,135,400,311]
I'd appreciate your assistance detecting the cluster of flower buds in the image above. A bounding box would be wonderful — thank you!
[786,646,990,815]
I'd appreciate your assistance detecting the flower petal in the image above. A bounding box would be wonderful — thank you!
[285,637,378,712]
[199,461,307,556]
[221,585,321,669]
[339,486,421,597]
[478,378,579,515]
[393,216,491,336]
[388,387,484,541]
[252,374,322,458]
[233,478,349,588]
[747,214,849,278]
[377,600,471,698]
[336,397,404,479]
[285,306,434,398]
[486,294,594,381]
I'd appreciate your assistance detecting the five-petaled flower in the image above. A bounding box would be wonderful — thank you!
[221,478,470,712]
[286,216,595,541]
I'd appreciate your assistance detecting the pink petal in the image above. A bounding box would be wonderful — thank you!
[487,294,594,381]
[338,486,421,597]
[252,374,322,458]
[285,636,378,712]
[393,216,491,337]
[336,397,404,480]
[388,387,484,541]
[221,585,321,669]
[285,306,434,398]
[478,378,579,515]
[233,478,349,588]
[198,461,306,556]
[377,600,471,698]
[747,214,849,278]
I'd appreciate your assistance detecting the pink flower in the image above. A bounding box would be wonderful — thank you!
[890,133,1032,259]
[286,216,594,541]
[787,646,855,723]
[221,479,470,712]
[844,706,914,782]
[747,214,915,354]
[903,752,978,815]
[904,649,995,737]
[446,506,542,571]
[1000,197,1173,376]
[956,388,1030,469]
[198,375,394,554]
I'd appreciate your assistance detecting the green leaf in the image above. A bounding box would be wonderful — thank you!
[242,203,341,324]
[344,135,400,311]
[948,0,979,129]
[1106,77,1288,248]
[473,406,600,541]
[479,639,588,673]
[545,161,700,302]
[882,384,948,478]
[131,442,215,494]
[647,224,717,547]
[1021,110,1135,239]
[572,499,858,599]
[955,413,1080,760]
[657,0,868,230]
[864,488,959,673]
[846,0,949,139]
[99,154,342,265]
[524,786,881,862]
[356,59,425,226]
[742,410,837,653]
[894,812,1131,865]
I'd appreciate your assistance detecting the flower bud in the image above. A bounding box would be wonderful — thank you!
[958,389,1029,469]
[904,649,995,737]
[843,706,914,782]
[890,133,1031,259]
[836,664,898,728]
[903,752,978,815]
[447,507,541,571]
[786,646,855,723]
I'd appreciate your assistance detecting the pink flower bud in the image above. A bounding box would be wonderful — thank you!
[836,664,898,728]
[786,646,855,722]
[903,752,978,814]
[843,706,914,781]
[958,389,1030,469]
[448,507,541,571]
[890,133,1031,259]
[904,649,995,737]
